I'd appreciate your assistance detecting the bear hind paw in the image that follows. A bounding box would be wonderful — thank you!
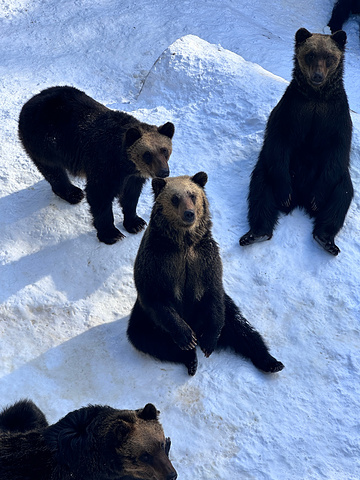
[313,234,340,256]
[252,355,284,373]
[53,185,84,204]
[239,230,272,246]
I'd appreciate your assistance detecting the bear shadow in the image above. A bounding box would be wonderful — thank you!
[0,180,141,303]
[0,316,190,422]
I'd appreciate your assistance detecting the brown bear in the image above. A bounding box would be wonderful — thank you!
[127,173,284,376]
[239,28,353,255]
[18,86,175,244]
[0,399,177,480]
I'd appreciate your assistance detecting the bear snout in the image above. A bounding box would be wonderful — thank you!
[167,472,178,480]
[156,167,170,178]
[183,209,195,224]
[311,71,325,85]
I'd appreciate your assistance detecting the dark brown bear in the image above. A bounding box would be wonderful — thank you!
[127,173,284,376]
[240,28,353,255]
[0,399,177,480]
[18,86,175,244]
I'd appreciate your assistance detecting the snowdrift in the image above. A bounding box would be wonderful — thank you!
[1,34,359,479]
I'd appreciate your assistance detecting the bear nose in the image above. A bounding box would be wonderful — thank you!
[311,72,324,84]
[183,210,195,223]
[157,167,169,178]
[166,473,177,480]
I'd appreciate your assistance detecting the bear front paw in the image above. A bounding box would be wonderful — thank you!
[97,227,125,245]
[176,328,197,351]
[252,355,285,373]
[123,215,147,234]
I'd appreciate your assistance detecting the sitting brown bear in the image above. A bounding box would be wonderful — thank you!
[127,172,284,376]
[0,399,177,480]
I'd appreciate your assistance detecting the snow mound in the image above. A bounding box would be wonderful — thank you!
[139,34,287,116]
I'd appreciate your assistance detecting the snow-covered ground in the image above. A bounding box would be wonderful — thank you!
[1,1,360,478]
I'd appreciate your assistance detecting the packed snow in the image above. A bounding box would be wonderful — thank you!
[0,1,359,478]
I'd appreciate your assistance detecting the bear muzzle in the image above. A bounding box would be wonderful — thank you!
[156,167,170,178]
[310,71,325,86]
[183,209,195,224]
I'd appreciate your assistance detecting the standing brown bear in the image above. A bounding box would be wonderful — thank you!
[127,173,284,376]
[0,399,177,480]
[239,28,353,255]
[18,86,175,244]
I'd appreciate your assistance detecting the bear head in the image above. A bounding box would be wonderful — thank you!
[294,27,346,88]
[152,172,209,232]
[44,403,177,480]
[126,122,175,179]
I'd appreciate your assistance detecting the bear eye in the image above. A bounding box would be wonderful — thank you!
[143,151,153,164]
[171,195,180,207]
[160,147,169,158]
[326,55,335,67]
[305,52,314,64]
[140,452,153,464]
[188,192,196,203]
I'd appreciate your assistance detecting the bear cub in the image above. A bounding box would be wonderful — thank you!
[240,28,353,255]
[127,172,284,376]
[0,399,177,480]
[18,86,175,244]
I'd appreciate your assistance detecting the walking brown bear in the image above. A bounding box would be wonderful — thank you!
[127,173,284,376]
[239,28,353,255]
[0,399,177,480]
[18,86,175,244]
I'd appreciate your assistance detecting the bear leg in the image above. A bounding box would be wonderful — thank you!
[311,172,353,256]
[86,184,124,244]
[120,175,147,234]
[127,300,198,375]
[240,165,280,247]
[34,161,84,204]
[217,294,284,373]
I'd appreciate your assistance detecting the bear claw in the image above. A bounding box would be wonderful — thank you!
[186,355,198,376]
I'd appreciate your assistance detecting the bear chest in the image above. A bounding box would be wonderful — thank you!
[172,248,206,303]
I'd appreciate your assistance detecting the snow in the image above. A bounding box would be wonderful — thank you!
[0,1,360,479]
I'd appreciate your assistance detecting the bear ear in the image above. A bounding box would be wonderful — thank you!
[152,177,167,198]
[125,127,142,147]
[295,28,312,46]
[137,403,159,421]
[158,122,175,139]
[331,30,347,51]
[191,171,208,188]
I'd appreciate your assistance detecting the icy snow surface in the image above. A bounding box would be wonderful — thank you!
[0,1,360,479]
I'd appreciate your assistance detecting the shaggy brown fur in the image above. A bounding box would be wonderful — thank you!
[127,173,284,376]
[18,86,175,244]
[240,28,353,255]
[0,399,177,480]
